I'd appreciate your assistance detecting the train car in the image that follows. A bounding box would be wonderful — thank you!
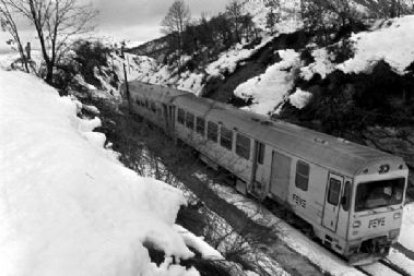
[121,81,409,265]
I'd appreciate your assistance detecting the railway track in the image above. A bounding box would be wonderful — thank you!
[357,259,412,276]
[230,183,414,276]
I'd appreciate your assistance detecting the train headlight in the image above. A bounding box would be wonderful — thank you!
[393,212,401,219]
[353,220,361,228]
[389,229,400,240]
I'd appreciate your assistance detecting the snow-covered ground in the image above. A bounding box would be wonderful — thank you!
[400,203,414,251]
[0,69,204,276]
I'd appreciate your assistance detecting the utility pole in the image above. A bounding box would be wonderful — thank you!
[121,44,132,113]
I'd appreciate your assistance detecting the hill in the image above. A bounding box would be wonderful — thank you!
[123,0,414,194]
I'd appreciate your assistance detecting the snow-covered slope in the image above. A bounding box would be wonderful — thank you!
[0,70,199,276]
[234,49,301,115]
[233,14,414,115]
[339,15,414,74]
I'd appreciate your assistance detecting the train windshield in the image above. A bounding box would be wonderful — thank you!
[355,178,405,212]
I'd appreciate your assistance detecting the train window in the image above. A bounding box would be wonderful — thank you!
[207,122,218,142]
[177,108,185,125]
[186,112,195,129]
[328,178,342,206]
[236,134,251,160]
[355,178,404,212]
[220,127,233,150]
[342,181,351,211]
[257,142,265,164]
[295,161,309,191]
[196,117,205,136]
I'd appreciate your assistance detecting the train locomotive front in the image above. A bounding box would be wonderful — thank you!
[344,161,407,265]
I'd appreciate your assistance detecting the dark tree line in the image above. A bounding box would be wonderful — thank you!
[161,0,260,66]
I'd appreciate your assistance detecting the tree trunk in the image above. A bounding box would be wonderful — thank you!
[45,62,54,84]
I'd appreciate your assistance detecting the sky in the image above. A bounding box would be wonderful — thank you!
[93,0,227,44]
[0,0,227,53]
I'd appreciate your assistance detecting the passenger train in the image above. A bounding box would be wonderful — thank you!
[121,81,409,265]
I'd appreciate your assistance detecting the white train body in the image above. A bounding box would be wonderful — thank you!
[122,81,409,264]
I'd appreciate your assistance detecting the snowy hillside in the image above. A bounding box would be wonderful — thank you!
[233,14,414,115]
[0,70,200,276]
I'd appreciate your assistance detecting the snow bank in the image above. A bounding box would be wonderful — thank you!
[234,49,300,115]
[0,70,198,276]
[206,44,255,78]
[338,15,414,74]
[174,225,224,261]
[399,203,414,251]
[206,38,273,79]
[300,48,335,80]
[289,88,312,109]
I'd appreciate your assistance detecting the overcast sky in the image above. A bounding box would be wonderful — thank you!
[93,0,227,44]
[0,0,227,53]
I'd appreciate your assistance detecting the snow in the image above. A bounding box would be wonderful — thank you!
[399,203,414,251]
[206,44,257,78]
[338,15,414,74]
[174,225,224,261]
[387,249,414,275]
[206,37,273,79]
[82,104,101,115]
[300,48,335,80]
[0,70,200,276]
[289,88,313,109]
[361,262,401,276]
[176,72,204,96]
[234,49,300,115]
[243,0,303,34]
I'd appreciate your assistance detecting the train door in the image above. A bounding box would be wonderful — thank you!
[162,104,170,132]
[251,141,266,197]
[322,173,344,232]
[269,151,292,202]
[163,104,175,136]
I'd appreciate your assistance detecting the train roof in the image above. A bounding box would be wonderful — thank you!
[172,93,405,176]
[124,81,405,176]
[127,81,188,103]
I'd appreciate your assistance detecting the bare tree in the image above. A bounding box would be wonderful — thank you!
[4,0,96,84]
[161,0,190,57]
[226,0,243,43]
[0,0,28,72]
[265,0,281,35]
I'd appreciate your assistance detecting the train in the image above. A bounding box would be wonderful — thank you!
[120,81,409,265]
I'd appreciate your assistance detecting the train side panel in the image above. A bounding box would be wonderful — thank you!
[286,159,327,227]
[173,109,254,184]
